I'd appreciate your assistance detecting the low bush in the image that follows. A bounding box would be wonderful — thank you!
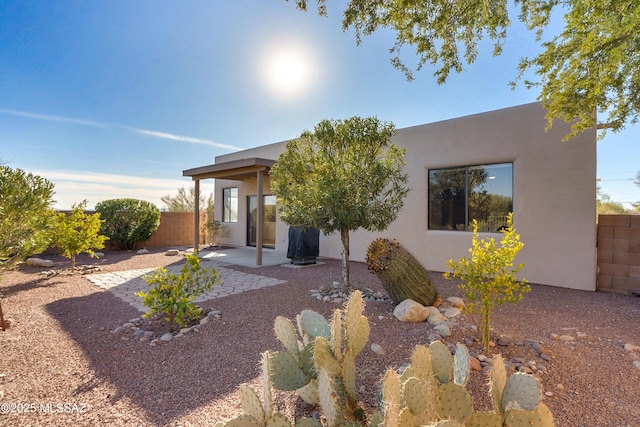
[136,254,218,332]
[445,213,530,353]
[95,198,160,250]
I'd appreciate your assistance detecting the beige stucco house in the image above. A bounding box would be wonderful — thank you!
[184,102,597,291]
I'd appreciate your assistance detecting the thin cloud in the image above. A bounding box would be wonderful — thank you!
[134,128,242,150]
[37,169,189,189]
[1,107,241,151]
[0,108,106,127]
[33,169,215,210]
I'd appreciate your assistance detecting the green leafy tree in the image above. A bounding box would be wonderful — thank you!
[288,0,640,139]
[137,254,218,332]
[161,186,213,212]
[52,200,108,272]
[0,165,55,330]
[270,116,409,291]
[95,198,160,250]
[445,213,530,353]
[0,166,56,276]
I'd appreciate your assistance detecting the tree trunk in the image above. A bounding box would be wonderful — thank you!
[71,255,76,272]
[340,228,351,293]
[0,300,6,331]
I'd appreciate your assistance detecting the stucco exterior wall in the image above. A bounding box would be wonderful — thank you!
[213,102,597,291]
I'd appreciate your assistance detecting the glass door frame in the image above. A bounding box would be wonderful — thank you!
[247,194,276,248]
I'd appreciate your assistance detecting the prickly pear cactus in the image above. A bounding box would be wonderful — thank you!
[298,309,331,342]
[489,355,507,414]
[270,311,326,405]
[503,403,555,427]
[313,291,370,425]
[429,341,452,384]
[222,291,557,427]
[436,383,474,423]
[501,372,542,412]
[453,344,470,386]
[377,343,555,427]
[224,353,324,427]
[365,238,437,306]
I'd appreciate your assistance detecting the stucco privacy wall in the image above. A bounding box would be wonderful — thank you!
[214,102,597,291]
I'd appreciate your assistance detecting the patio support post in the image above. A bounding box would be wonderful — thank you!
[194,179,200,254]
[256,170,263,266]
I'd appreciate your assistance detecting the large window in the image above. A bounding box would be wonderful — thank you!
[428,163,513,232]
[222,187,238,222]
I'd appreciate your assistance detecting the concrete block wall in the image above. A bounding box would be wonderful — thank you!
[139,212,208,248]
[597,214,640,295]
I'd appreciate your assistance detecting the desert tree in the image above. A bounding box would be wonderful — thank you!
[270,116,409,291]
[0,166,55,330]
[52,200,108,272]
[0,165,56,275]
[161,186,213,212]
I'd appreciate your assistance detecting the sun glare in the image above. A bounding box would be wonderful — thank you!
[261,43,316,98]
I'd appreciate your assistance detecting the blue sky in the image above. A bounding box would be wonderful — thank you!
[1,1,638,210]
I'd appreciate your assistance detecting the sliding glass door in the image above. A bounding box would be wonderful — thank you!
[247,195,276,248]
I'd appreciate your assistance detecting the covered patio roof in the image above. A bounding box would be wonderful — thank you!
[182,157,276,266]
[182,157,275,181]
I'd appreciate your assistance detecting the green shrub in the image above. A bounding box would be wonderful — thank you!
[52,200,108,272]
[445,213,530,353]
[136,254,218,332]
[95,198,160,250]
[202,217,230,247]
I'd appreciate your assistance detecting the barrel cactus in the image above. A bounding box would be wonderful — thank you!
[366,238,437,306]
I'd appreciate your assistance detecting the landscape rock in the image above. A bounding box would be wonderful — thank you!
[393,299,430,323]
[370,343,385,355]
[165,249,180,256]
[137,248,149,254]
[559,335,575,342]
[160,333,173,342]
[632,361,640,370]
[624,342,640,352]
[446,296,466,309]
[433,323,451,337]
[529,340,548,356]
[443,307,461,318]
[26,258,54,267]
[427,311,448,325]
[469,356,482,371]
[92,252,105,258]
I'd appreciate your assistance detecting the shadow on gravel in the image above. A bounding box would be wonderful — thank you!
[43,264,314,425]
[0,275,64,298]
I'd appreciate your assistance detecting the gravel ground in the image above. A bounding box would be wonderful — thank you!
[0,248,639,426]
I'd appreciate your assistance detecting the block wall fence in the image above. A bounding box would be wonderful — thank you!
[597,214,640,295]
[138,211,208,248]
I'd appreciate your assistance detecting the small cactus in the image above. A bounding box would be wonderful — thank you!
[366,238,437,306]
[377,343,555,427]
[224,353,323,427]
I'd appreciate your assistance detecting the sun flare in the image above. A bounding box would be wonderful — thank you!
[261,43,316,98]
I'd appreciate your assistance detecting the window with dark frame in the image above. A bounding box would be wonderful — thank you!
[428,163,513,232]
[222,187,238,223]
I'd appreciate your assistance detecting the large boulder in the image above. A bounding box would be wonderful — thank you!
[393,299,430,323]
[26,258,54,268]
